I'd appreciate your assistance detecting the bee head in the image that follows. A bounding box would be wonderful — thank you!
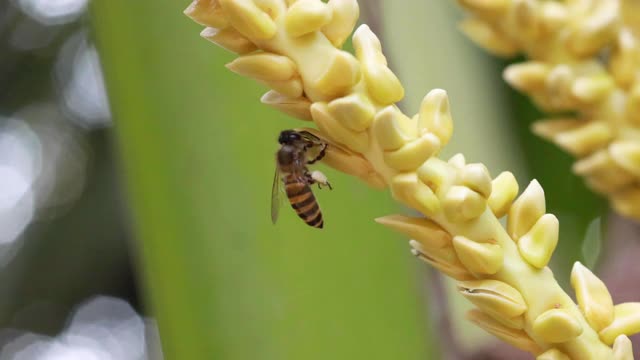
[278,130,301,145]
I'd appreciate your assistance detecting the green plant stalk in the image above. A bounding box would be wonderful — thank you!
[90,1,435,359]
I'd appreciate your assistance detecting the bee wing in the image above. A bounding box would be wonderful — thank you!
[298,130,327,163]
[298,130,323,146]
[271,165,284,224]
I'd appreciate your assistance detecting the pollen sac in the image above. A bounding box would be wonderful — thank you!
[383,133,441,172]
[218,0,278,40]
[327,93,375,132]
[311,102,368,153]
[417,157,457,195]
[466,309,542,354]
[459,18,520,57]
[570,262,614,332]
[532,308,583,343]
[458,280,527,321]
[517,213,559,269]
[375,214,452,250]
[460,163,492,198]
[321,0,359,47]
[536,348,570,360]
[418,89,453,146]
[226,53,298,82]
[390,173,440,217]
[487,171,519,218]
[200,27,257,54]
[612,335,634,360]
[353,25,404,105]
[410,240,474,281]
[184,0,229,28]
[443,186,487,222]
[599,302,640,345]
[453,236,503,275]
[285,0,332,37]
[507,179,546,240]
[313,50,361,99]
[260,90,312,121]
[372,106,417,151]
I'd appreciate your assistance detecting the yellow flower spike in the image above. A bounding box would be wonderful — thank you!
[418,89,453,146]
[263,78,303,98]
[566,0,620,57]
[610,29,640,88]
[552,121,613,157]
[327,93,375,132]
[226,53,298,81]
[410,243,474,281]
[184,0,229,28]
[352,25,404,105]
[310,102,368,153]
[448,153,466,169]
[458,280,527,319]
[390,173,440,217]
[507,179,545,240]
[416,157,457,196]
[186,1,638,355]
[383,134,441,172]
[218,0,278,40]
[517,213,559,269]
[442,185,487,222]
[466,309,542,354]
[570,262,615,332]
[200,27,258,54]
[260,90,312,120]
[312,50,361,99]
[599,303,640,345]
[321,0,359,47]
[610,141,640,177]
[458,18,520,57]
[537,348,570,360]
[487,171,519,218]
[612,335,634,360]
[503,62,551,93]
[573,150,636,193]
[571,74,616,104]
[372,106,417,151]
[611,187,640,220]
[375,214,452,249]
[533,308,584,343]
[284,0,332,37]
[453,236,504,275]
[460,163,492,198]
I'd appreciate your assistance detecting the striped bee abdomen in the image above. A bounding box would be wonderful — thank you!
[284,175,323,228]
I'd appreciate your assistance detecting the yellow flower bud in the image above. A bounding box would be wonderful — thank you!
[375,214,452,250]
[612,335,634,360]
[599,302,640,345]
[390,173,440,216]
[261,90,312,121]
[487,171,519,218]
[460,163,492,198]
[184,0,229,28]
[372,106,416,151]
[571,262,615,332]
[285,0,332,37]
[467,309,542,354]
[321,0,359,47]
[536,348,570,360]
[517,213,559,269]
[416,157,456,195]
[226,53,298,81]
[610,141,640,177]
[327,93,375,132]
[459,18,519,57]
[200,27,257,54]
[311,102,368,153]
[453,236,503,275]
[218,0,277,40]
[443,186,487,222]
[418,89,453,146]
[507,180,546,240]
[532,308,583,343]
[383,134,441,171]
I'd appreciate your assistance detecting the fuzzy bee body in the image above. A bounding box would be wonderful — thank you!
[271,130,331,229]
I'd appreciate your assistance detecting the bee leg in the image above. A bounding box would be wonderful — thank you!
[307,143,328,164]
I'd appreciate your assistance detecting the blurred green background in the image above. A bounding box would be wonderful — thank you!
[0,0,612,359]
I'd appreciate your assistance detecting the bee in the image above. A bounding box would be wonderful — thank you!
[271,129,332,229]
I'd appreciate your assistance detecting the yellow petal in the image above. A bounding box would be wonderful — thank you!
[507,179,546,240]
[570,262,614,332]
[487,171,519,218]
[599,302,640,345]
[453,236,504,275]
[532,308,583,343]
[518,213,559,269]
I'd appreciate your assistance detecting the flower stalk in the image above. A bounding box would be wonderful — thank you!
[184,0,640,358]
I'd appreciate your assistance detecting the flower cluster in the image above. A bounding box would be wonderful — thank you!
[184,0,640,358]
[455,0,640,221]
